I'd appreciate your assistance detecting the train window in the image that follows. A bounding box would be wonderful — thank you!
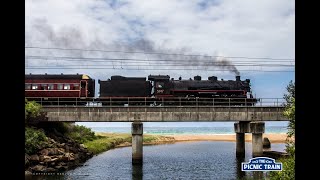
[31,84,38,90]
[156,82,164,88]
[41,84,48,90]
[73,84,80,90]
[57,84,63,90]
[48,84,54,90]
[25,84,31,90]
[64,84,71,90]
[81,81,86,88]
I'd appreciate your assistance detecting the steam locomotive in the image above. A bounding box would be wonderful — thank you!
[25,73,258,106]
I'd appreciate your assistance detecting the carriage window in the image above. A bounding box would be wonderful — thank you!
[57,84,63,90]
[25,84,31,90]
[41,84,48,90]
[48,84,54,90]
[64,84,70,90]
[31,84,38,90]
[73,84,80,90]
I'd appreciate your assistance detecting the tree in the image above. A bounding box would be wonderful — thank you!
[25,99,41,122]
[283,81,295,155]
[269,81,295,179]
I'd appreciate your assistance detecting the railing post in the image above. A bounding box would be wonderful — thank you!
[277,98,279,107]
[196,98,198,107]
[145,97,147,107]
[162,98,164,106]
[40,98,42,106]
[260,98,262,107]
[110,98,112,107]
[245,98,247,106]
[128,97,130,107]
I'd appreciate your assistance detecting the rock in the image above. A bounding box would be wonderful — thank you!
[54,165,63,170]
[57,155,64,162]
[39,155,51,162]
[58,162,67,166]
[39,149,49,156]
[25,154,30,165]
[263,137,271,148]
[49,138,56,144]
[65,152,74,157]
[57,143,65,148]
[70,147,79,153]
[65,145,70,152]
[73,154,79,160]
[263,150,289,159]
[29,155,39,162]
[49,162,56,167]
[32,165,46,172]
[51,157,59,162]
[58,148,65,153]
[55,165,68,171]
[25,170,32,176]
[46,167,57,172]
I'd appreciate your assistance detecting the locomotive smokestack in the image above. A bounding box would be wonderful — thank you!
[236,76,240,81]
[194,75,201,81]
[208,76,217,81]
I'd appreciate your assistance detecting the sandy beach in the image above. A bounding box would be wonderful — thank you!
[96,132,290,144]
[165,133,288,143]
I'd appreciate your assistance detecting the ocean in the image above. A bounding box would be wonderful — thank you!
[82,121,289,135]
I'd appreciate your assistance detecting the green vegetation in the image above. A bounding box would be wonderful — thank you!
[25,127,48,154]
[269,155,295,180]
[66,125,98,144]
[84,133,175,155]
[269,81,295,179]
[25,99,41,121]
[84,133,132,154]
[24,100,174,157]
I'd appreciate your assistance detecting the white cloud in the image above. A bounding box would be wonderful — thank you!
[25,0,295,97]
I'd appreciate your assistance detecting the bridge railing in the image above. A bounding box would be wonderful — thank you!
[26,97,286,108]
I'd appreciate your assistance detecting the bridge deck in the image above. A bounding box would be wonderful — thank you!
[41,106,288,122]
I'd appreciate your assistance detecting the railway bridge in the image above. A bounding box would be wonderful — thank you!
[35,97,289,164]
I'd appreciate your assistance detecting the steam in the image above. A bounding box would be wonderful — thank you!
[26,18,240,75]
[214,57,240,76]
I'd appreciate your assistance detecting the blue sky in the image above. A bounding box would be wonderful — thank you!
[25,0,294,127]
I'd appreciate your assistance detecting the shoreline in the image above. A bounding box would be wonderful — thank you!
[164,133,288,143]
[94,133,288,149]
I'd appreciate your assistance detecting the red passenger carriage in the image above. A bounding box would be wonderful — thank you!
[25,74,95,105]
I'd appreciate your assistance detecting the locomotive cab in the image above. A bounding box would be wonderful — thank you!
[148,75,171,96]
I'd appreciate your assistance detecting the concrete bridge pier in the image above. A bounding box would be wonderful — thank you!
[234,121,250,157]
[250,122,265,157]
[132,122,143,164]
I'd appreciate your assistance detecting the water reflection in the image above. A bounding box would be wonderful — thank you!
[236,156,246,179]
[132,164,143,180]
[252,171,264,179]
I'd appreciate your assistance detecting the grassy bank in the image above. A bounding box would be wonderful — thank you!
[84,133,175,155]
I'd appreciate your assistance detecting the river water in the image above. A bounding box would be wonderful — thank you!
[27,141,286,180]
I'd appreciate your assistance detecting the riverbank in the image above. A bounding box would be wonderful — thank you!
[84,132,175,155]
[166,133,288,143]
[86,132,288,155]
